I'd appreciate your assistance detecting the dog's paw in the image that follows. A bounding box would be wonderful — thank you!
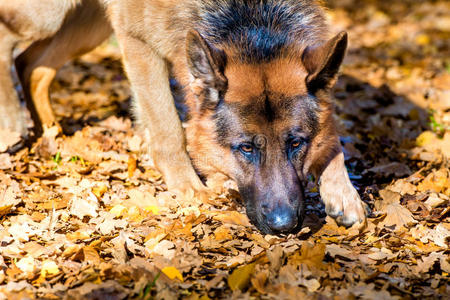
[165,169,212,203]
[320,177,367,228]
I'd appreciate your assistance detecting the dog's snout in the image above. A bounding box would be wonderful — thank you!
[262,205,298,233]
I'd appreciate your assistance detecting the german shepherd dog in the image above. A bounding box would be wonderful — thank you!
[0,0,367,234]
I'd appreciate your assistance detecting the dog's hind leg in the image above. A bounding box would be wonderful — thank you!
[15,38,56,137]
[0,24,27,137]
[16,0,112,135]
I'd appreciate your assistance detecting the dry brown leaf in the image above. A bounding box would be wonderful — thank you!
[250,268,268,294]
[0,154,12,170]
[379,202,416,229]
[289,242,326,271]
[212,211,251,227]
[214,226,233,241]
[0,129,21,153]
[417,169,449,194]
[368,162,411,177]
[82,246,101,265]
[326,244,352,258]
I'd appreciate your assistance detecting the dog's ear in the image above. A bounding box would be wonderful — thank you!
[302,31,347,94]
[186,30,227,109]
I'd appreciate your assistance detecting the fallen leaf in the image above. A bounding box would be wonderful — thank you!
[143,205,160,215]
[424,193,447,209]
[212,211,251,227]
[326,244,352,258]
[289,242,326,271]
[0,154,12,170]
[368,162,411,177]
[0,205,13,218]
[250,269,268,294]
[214,226,233,241]
[41,260,59,278]
[109,204,128,217]
[147,240,176,260]
[416,131,437,147]
[0,129,21,153]
[128,155,136,178]
[417,169,449,194]
[16,256,36,275]
[70,193,99,219]
[92,185,108,200]
[379,202,416,229]
[227,262,256,291]
[162,266,183,282]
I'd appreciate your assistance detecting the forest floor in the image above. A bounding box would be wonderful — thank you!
[0,0,449,299]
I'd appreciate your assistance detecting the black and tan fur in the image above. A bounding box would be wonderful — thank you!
[0,0,367,234]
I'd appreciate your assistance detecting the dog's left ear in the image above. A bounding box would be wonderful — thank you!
[186,30,227,109]
[302,31,347,94]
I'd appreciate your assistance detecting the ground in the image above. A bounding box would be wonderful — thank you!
[0,0,449,299]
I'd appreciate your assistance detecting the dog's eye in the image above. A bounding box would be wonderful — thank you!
[239,144,254,153]
[291,139,303,149]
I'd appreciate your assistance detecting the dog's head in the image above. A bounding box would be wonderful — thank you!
[185,30,347,234]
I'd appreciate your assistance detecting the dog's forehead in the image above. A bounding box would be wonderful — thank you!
[224,58,308,103]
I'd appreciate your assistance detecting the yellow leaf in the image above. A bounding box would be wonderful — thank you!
[66,230,91,241]
[41,260,59,277]
[416,131,436,147]
[126,206,144,223]
[364,235,379,244]
[0,205,13,218]
[227,262,256,291]
[415,34,430,46]
[162,266,183,282]
[110,204,127,217]
[144,205,160,215]
[92,185,108,199]
[128,155,137,178]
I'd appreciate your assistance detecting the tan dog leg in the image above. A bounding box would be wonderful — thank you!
[17,42,64,134]
[0,25,26,136]
[30,66,57,130]
[16,0,111,135]
[115,34,205,195]
[319,149,367,227]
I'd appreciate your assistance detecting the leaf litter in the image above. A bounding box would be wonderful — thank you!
[0,1,449,299]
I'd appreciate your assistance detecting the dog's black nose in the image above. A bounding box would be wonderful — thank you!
[263,206,298,233]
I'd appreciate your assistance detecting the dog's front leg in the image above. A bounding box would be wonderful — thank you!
[318,148,367,227]
[116,34,205,196]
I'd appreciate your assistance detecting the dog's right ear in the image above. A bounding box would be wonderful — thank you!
[186,30,227,109]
